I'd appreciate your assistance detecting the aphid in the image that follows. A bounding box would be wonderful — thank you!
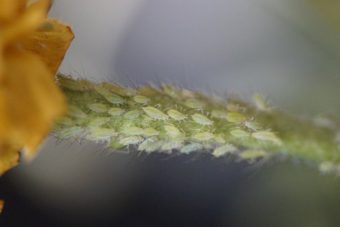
[211,110,227,119]
[239,149,267,160]
[140,115,153,126]
[319,162,335,173]
[313,115,335,129]
[86,127,117,141]
[162,84,180,98]
[180,143,203,154]
[142,106,169,120]
[123,110,140,120]
[88,117,110,127]
[191,113,214,126]
[58,75,93,91]
[97,82,134,97]
[68,105,87,119]
[138,137,162,152]
[133,95,150,104]
[226,112,246,123]
[164,124,182,138]
[230,129,249,138]
[244,121,261,131]
[167,109,187,121]
[252,93,270,111]
[192,132,214,141]
[95,85,125,104]
[122,126,145,136]
[252,130,282,145]
[161,140,183,151]
[213,144,237,157]
[57,117,74,126]
[119,136,144,146]
[226,103,244,112]
[214,134,226,144]
[57,126,83,139]
[108,107,125,116]
[184,99,204,109]
[143,127,160,136]
[87,103,108,113]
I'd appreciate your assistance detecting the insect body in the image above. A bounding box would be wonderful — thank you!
[142,106,169,120]
[167,109,187,121]
[191,113,213,126]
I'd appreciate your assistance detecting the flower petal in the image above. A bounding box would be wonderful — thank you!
[0,51,66,159]
[20,19,74,74]
[1,0,50,46]
[0,0,27,23]
[0,145,19,175]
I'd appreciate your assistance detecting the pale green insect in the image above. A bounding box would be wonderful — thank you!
[211,110,227,119]
[192,132,214,141]
[138,137,162,152]
[213,144,237,157]
[230,129,249,138]
[86,127,117,141]
[58,75,93,91]
[226,112,246,123]
[180,143,203,154]
[68,105,87,119]
[318,162,340,174]
[191,113,214,126]
[161,140,183,151]
[57,117,74,126]
[167,109,187,121]
[133,95,150,104]
[122,126,145,136]
[87,103,108,113]
[162,84,180,98]
[88,117,111,127]
[143,127,160,136]
[184,99,204,109]
[95,85,125,104]
[108,107,125,116]
[252,131,282,145]
[252,93,270,111]
[57,126,83,139]
[164,124,182,138]
[119,136,144,146]
[142,106,169,120]
[239,149,267,160]
[226,103,245,112]
[214,134,226,144]
[123,110,140,120]
[140,115,153,126]
[244,121,261,131]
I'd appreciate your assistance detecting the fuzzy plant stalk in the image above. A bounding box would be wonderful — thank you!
[54,74,340,174]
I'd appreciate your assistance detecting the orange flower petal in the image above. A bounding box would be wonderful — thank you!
[21,19,74,74]
[0,145,19,175]
[0,0,27,23]
[0,200,4,213]
[1,0,50,46]
[0,51,66,159]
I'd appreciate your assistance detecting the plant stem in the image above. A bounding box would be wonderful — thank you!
[54,74,340,173]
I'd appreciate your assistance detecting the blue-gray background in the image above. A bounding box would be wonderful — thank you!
[2,0,340,226]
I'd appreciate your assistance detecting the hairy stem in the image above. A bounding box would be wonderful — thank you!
[54,74,340,173]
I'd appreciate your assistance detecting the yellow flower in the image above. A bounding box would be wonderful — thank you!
[0,0,74,174]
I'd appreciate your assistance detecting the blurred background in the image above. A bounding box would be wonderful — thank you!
[2,0,340,226]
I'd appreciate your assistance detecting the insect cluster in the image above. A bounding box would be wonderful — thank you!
[55,74,340,172]
[55,75,285,163]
